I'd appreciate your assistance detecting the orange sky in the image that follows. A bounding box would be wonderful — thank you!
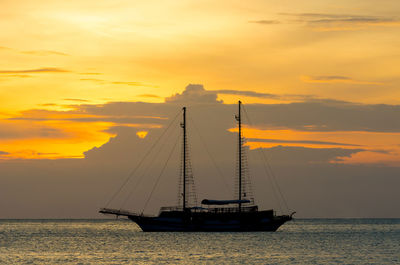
[1,0,400,165]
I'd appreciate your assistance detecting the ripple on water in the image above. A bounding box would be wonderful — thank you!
[0,219,399,264]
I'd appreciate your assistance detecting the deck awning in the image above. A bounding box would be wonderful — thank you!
[201,199,251,205]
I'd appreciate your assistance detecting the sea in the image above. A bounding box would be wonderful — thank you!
[0,219,399,264]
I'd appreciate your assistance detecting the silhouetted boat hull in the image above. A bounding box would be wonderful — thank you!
[132,215,291,232]
[100,207,293,232]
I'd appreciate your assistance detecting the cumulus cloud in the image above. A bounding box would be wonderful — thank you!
[165,84,223,104]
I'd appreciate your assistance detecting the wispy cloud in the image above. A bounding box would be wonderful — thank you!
[80,78,151,87]
[0,68,69,74]
[110,81,146,86]
[280,13,400,31]
[213,89,279,99]
[39,103,58,107]
[138,94,161,98]
[212,89,314,101]
[64,98,89,102]
[246,138,361,147]
[20,50,68,56]
[249,20,280,25]
[301,75,383,85]
[0,46,68,56]
[80,78,103,82]
[0,151,10,155]
[79,72,102,75]
[0,74,32,78]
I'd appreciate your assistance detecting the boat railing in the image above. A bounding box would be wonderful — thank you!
[159,206,184,212]
[206,206,258,214]
[159,205,258,214]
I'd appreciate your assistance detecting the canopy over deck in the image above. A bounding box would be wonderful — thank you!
[201,199,251,205]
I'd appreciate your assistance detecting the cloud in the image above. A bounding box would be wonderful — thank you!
[301,75,383,85]
[0,121,67,139]
[212,89,314,101]
[165,84,223,104]
[0,46,67,56]
[39,103,58,107]
[80,78,151,87]
[243,101,400,132]
[213,89,279,99]
[80,78,104,82]
[79,72,102,75]
[280,13,400,31]
[20,50,68,56]
[249,20,280,25]
[9,109,168,127]
[0,151,9,155]
[110,81,148,86]
[246,138,361,147]
[0,68,70,74]
[260,145,364,164]
[1,84,400,218]
[7,84,400,133]
[0,74,32,78]
[64,98,89,102]
[137,94,162,98]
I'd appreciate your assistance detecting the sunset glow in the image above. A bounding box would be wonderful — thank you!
[1,0,399,167]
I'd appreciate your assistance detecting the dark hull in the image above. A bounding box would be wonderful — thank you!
[128,210,292,232]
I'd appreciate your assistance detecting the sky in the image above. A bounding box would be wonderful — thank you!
[1,0,400,218]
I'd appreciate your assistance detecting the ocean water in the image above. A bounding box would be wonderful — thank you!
[0,219,399,264]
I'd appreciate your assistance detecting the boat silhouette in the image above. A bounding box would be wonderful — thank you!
[100,101,294,231]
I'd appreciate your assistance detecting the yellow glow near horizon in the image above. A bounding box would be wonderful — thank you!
[0,120,114,160]
[136,131,148,139]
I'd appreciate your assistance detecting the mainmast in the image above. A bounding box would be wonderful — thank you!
[182,107,187,211]
[236,101,242,211]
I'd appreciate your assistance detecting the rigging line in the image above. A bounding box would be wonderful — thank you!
[263,155,289,212]
[104,110,182,208]
[188,114,231,195]
[257,149,284,213]
[120,121,180,209]
[141,131,180,214]
[242,104,290,213]
[239,105,281,210]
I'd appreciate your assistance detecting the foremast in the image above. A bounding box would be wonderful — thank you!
[179,107,197,211]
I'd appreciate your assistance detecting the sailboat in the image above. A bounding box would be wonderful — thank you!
[100,101,294,231]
